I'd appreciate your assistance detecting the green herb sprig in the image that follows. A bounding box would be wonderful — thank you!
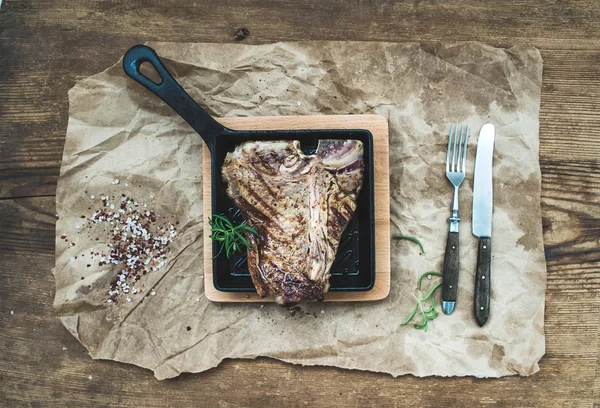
[401,271,442,331]
[394,235,442,331]
[209,214,258,258]
[393,235,425,255]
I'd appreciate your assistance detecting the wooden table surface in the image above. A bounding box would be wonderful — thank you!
[1,1,599,407]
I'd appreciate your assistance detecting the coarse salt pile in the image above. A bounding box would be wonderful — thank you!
[84,194,178,303]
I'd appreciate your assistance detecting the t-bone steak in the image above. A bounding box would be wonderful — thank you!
[221,139,364,305]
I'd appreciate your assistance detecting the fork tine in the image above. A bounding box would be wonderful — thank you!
[457,125,464,172]
[462,125,469,173]
[446,124,453,173]
[451,124,459,172]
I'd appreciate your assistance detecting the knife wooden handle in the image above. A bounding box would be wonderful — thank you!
[441,231,460,305]
[474,237,491,326]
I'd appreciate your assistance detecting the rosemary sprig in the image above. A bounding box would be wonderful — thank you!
[208,214,258,259]
[394,235,442,330]
[401,271,442,332]
[393,235,425,255]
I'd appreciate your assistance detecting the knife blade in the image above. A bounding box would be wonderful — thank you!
[472,123,495,327]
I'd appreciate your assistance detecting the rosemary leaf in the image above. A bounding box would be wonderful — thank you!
[401,302,419,326]
[418,271,442,291]
[393,235,425,255]
[411,293,429,330]
[421,283,442,302]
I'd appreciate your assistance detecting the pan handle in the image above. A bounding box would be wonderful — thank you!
[122,44,227,152]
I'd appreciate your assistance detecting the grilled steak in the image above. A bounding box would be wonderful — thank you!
[221,139,364,305]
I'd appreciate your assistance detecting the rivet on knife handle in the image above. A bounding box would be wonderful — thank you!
[474,237,491,326]
[441,124,469,315]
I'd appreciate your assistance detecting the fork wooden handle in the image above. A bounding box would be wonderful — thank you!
[441,231,460,309]
[474,237,491,326]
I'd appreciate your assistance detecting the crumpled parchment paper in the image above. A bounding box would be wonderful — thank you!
[54,41,546,380]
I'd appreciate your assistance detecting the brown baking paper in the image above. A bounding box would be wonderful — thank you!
[54,41,546,380]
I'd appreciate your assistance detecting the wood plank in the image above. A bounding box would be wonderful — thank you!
[1,0,600,406]
[541,159,600,293]
[1,0,599,49]
[203,114,391,302]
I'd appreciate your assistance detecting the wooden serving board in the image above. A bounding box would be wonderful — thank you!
[203,114,390,302]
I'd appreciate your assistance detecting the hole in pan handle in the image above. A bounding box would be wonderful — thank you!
[122,44,228,153]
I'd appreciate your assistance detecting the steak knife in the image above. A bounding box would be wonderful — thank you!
[472,123,495,327]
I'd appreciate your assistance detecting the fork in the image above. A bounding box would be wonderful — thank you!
[441,124,469,315]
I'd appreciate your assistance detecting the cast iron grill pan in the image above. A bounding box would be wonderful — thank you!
[123,45,375,293]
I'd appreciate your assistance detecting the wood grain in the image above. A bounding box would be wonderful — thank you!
[474,237,491,327]
[441,231,460,305]
[1,0,600,406]
[203,114,390,303]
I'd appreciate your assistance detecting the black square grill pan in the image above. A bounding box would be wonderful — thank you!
[123,45,375,293]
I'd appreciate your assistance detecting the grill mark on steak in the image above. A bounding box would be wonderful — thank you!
[230,189,288,240]
[222,139,364,305]
[246,166,280,201]
[246,233,269,296]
